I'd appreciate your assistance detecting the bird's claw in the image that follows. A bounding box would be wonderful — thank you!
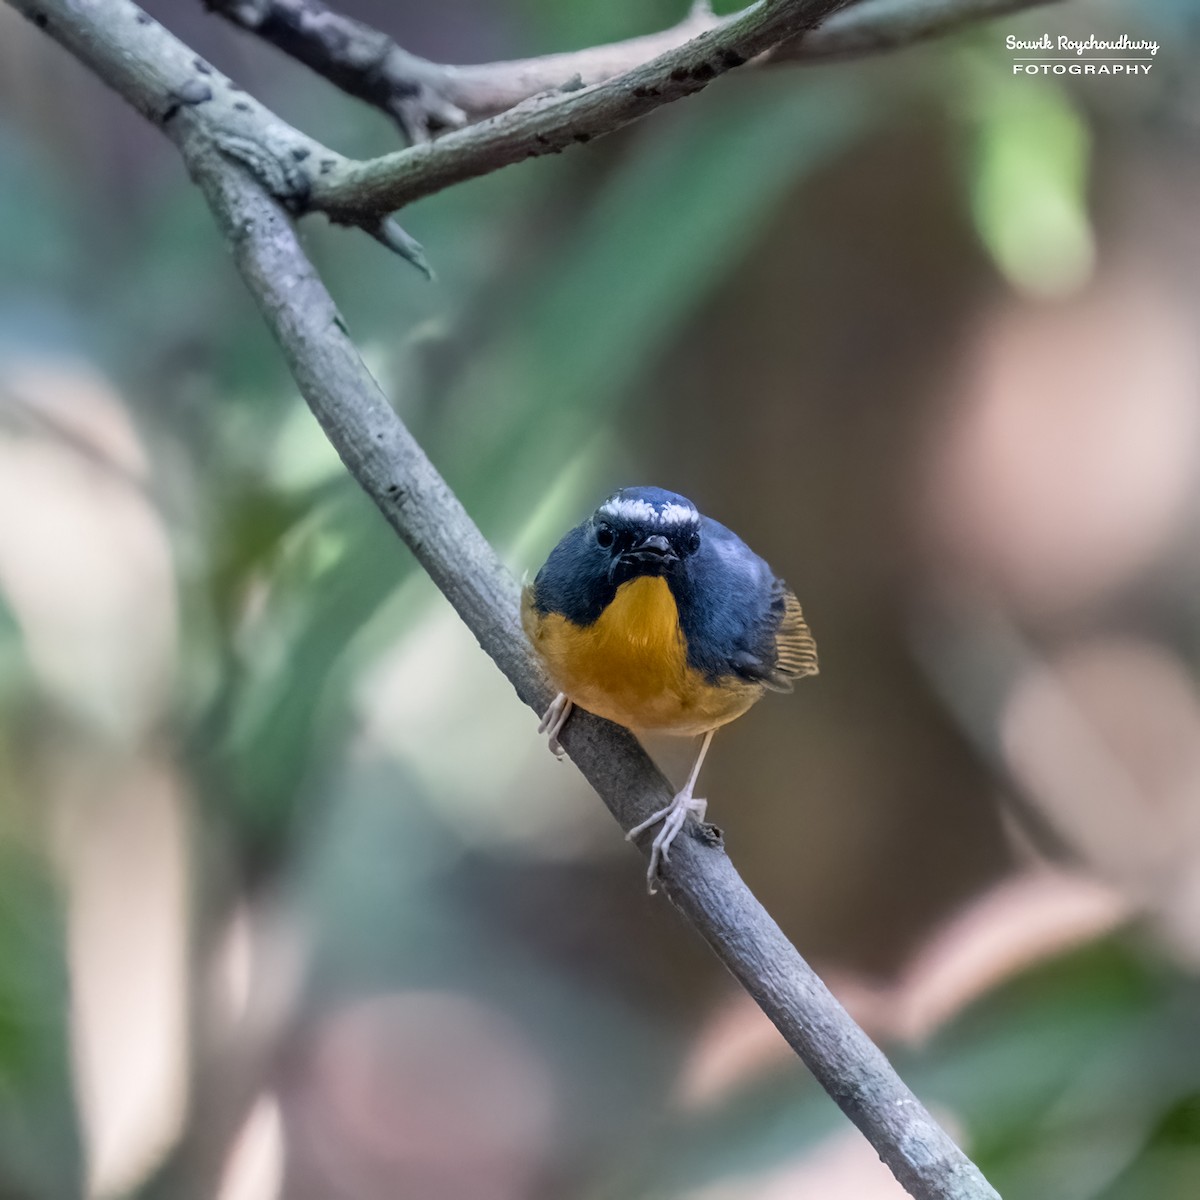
[626,792,708,894]
[537,692,573,759]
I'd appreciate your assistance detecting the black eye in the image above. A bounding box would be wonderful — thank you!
[686,531,700,554]
[595,523,615,549]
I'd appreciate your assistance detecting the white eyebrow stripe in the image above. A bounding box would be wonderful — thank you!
[658,502,696,525]
[598,498,698,525]
[599,498,657,522]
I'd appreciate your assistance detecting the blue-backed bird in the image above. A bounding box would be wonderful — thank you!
[522,486,818,892]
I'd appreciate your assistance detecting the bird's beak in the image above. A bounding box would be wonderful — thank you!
[624,534,678,569]
[632,534,674,558]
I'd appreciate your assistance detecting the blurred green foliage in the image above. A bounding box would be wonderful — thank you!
[0,859,79,1199]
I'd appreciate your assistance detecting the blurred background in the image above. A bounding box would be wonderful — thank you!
[1,0,1199,1196]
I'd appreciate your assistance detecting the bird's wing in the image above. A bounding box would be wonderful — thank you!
[727,578,818,692]
[684,518,818,690]
[768,581,819,688]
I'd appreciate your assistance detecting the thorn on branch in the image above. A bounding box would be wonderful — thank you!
[362,217,434,280]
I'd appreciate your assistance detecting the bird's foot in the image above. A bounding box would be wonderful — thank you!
[537,691,573,759]
[626,790,708,894]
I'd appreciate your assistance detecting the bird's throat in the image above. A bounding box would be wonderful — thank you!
[599,575,682,654]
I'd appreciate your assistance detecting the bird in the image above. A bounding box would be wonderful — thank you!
[522,486,818,892]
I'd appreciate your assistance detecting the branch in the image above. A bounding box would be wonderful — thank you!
[180,148,1002,1200]
[17,0,1053,260]
[205,0,1054,142]
[201,0,723,142]
[305,0,856,222]
[5,0,845,250]
[9,2,1013,1197]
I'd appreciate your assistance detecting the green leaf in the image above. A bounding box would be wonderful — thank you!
[959,54,1095,298]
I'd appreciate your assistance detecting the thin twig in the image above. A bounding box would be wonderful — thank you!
[205,0,1053,142]
[9,1,1013,1196]
[201,0,723,142]
[305,0,857,221]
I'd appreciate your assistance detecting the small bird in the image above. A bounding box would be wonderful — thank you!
[522,486,818,892]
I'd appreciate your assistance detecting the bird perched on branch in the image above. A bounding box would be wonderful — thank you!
[522,486,818,892]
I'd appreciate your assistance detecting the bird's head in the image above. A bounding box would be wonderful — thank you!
[590,487,703,586]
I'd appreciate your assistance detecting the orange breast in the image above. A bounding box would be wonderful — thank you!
[522,576,762,736]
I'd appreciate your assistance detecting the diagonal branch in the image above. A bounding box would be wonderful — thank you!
[205,0,1053,142]
[181,133,1003,1200]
